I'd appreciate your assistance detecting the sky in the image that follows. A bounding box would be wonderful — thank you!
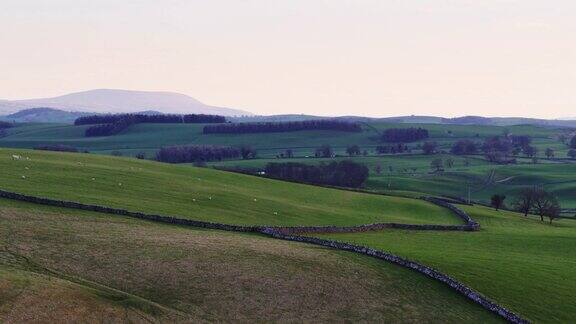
[1,0,575,118]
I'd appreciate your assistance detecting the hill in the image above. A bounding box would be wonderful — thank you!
[0,148,573,322]
[0,89,252,116]
[0,199,498,322]
[0,108,92,123]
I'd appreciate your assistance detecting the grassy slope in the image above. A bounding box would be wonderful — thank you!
[315,205,576,323]
[0,199,499,322]
[209,154,576,209]
[0,148,457,226]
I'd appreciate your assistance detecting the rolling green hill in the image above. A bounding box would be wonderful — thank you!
[0,192,499,322]
[315,205,576,323]
[0,148,574,322]
[0,148,457,226]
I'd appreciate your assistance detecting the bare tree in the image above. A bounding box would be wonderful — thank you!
[491,194,506,211]
[513,188,537,217]
[532,189,561,223]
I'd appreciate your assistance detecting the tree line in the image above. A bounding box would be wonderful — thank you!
[203,120,362,134]
[75,113,226,125]
[264,160,369,188]
[33,144,83,153]
[77,113,226,137]
[0,121,13,129]
[155,145,256,163]
[490,187,562,224]
[381,127,429,143]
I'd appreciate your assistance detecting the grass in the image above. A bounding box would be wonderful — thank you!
[0,148,458,226]
[0,199,500,322]
[209,153,576,209]
[314,205,576,323]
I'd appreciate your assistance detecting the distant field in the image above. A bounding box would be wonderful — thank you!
[0,199,499,322]
[315,205,576,323]
[209,154,576,210]
[2,120,572,210]
[0,121,568,159]
[0,148,457,226]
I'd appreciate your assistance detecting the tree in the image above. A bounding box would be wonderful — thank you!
[523,145,538,158]
[135,152,146,159]
[568,149,576,160]
[545,148,554,159]
[285,149,294,158]
[362,150,368,156]
[430,158,443,172]
[240,145,257,159]
[571,136,576,149]
[445,158,455,168]
[491,194,506,211]
[532,189,561,223]
[315,144,333,158]
[346,145,361,156]
[451,140,478,155]
[422,141,438,155]
[374,163,382,175]
[513,188,537,217]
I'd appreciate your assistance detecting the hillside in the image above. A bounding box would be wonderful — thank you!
[0,148,573,322]
[0,148,457,226]
[0,89,252,116]
[1,200,498,322]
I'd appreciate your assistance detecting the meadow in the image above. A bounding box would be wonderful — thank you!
[0,147,574,322]
[0,148,457,227]
[314,205,576,323]
[0,199,499,322]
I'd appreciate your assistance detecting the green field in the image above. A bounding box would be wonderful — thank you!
[3,120,572,210]
[0,121,569,159]
[1,148,575,322]
[0,148,457,226]
[315,205,576,323]
[0,199,499,322]
[209,154,576,210]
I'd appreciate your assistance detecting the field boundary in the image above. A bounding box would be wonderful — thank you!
[0,189,527,323]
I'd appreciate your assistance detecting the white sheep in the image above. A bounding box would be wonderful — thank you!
[91,177,96,181]
[273,211,278,215]
[118,183,122,186]
[21,175,26,179]
[253,198,258,202]
[11,155,21,160]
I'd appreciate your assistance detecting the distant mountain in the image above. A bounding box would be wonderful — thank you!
[0,108,93,123]
[0,89,252,116]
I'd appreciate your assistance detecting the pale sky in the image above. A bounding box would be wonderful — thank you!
[1,0,575,118]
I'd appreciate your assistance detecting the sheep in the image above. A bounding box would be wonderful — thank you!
[91,177,96,181]
[11,155,21,160]
[208,196,212,200]
[118,183,122,186]
[21,175,26,179]
[273,211,278,215]
[253,198,258,202]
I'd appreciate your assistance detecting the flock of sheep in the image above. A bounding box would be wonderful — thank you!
[10,153,281,216]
